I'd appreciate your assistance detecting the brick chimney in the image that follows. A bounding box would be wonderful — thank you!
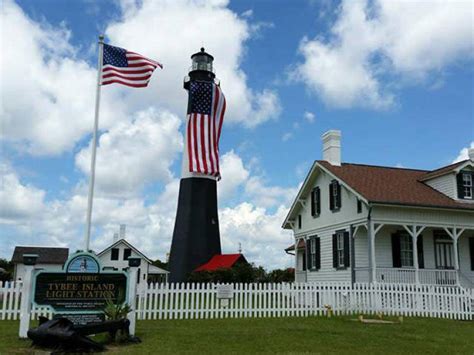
[322,130,341,166]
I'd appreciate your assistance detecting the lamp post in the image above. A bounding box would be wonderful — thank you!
[19,254,38,338]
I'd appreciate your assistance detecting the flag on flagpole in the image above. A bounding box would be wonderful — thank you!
[186,81,226,178]
[101,44,162,88]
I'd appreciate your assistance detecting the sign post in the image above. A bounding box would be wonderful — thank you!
[19,254,38,338]
[126,257,141,336]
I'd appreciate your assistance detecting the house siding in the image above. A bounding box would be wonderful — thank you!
[425,173,456,199]
[99,243,150,286]
[372,205,474,227]
[306,229,351,283]
[354,229,368,268]
[293,167,364,282]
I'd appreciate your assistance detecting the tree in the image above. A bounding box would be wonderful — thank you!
[0,258,14,282]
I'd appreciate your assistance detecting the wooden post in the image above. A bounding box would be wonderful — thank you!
[18,265,34,338]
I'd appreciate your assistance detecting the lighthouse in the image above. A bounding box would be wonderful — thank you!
[168,48,226,282]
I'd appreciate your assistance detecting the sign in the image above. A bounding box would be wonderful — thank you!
[32,252,129,325]
[216,284,234,299]
[34,273,127,311]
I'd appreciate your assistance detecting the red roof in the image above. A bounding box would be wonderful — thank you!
[318,160,474,211]
[194,254,247,272]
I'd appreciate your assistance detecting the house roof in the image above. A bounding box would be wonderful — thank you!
[96,239,152,264]
[418,160,468,181]
[148,264,169,274]
[11,246,69,264]
[285,239,306,252]
[318,160,474,211]
[283,159,474,229]
[194,254,247,272]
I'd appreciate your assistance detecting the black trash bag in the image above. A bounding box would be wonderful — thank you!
[27,317,104,353]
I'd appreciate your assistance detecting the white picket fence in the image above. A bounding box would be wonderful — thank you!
[135,282,473,321]
[0,281,53,320]
[1,281,472,321]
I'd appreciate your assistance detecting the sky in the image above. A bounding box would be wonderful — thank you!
[1,0,473,270]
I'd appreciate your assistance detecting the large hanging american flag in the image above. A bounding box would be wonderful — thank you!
[101,44,162,88]
[186,81,226,178]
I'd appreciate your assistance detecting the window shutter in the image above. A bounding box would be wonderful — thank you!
[316,188,321,215]
[457,173,465,198]
[329,183,335,210]
[417,235,424,269]
[469,237,474,271]
[306,239,312,270]
[343,231,350,267]
[315,238,321,270]
[310,189,315,216]
[332,234,337,268]
[336,182,342,209]
[391,233,401,268]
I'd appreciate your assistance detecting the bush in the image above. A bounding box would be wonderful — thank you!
[188,264,294,283]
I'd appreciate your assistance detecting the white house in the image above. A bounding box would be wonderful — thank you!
[97,238,169,287]
[283,130,474,288]
[11,246,69,281]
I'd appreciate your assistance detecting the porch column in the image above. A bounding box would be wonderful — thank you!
[403,225,426,284]
[369,222,383,283]
[443,227,464,285]
[368,221,375,283]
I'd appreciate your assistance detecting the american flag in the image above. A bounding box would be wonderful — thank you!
[101,44,162,88]
[186,81,226,177]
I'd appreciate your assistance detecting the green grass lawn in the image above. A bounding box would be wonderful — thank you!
[0,316,473,354]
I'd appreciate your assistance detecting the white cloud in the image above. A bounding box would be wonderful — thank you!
[453,142,474,163]
[0,163,46,224]
[0,0,128,155]
[218,150,250,200]
[75,108,182,197]
[293,0,473,109]
[304,111,315,123]
[220,203,293,269]
[105,0,281,128]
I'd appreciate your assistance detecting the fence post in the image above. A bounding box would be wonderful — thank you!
[19,265,34,338]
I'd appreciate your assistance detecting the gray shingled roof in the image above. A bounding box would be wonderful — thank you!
[11,246,69,264]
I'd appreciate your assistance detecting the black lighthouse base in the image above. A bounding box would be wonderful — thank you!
[169,177,221,282]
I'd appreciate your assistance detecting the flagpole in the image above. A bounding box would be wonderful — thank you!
[84,34,104,251]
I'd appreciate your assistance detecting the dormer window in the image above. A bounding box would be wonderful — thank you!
[457,171,474,200]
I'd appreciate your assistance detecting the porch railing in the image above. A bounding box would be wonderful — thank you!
[354,268,459,285]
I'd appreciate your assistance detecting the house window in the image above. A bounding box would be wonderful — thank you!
[462,173,472,198]
[329,180,341,211]
[457,171,474,199]
[434,232,454,270]
[337,233,345,267]
[400,234,414,267]
[357,199,362,214]
[306,237,320,270]
[298,215,302,229]
[332,231,349,269]
[311,187,321,217]
[111,248,119,261]
[123,248,132,260]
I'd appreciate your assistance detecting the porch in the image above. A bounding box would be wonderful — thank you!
[353,220,474,288]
